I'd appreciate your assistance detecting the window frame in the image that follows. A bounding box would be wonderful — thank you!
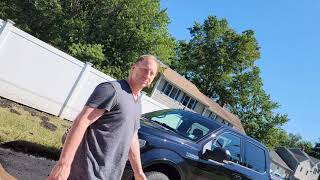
[164,83,173,96]
[187,98,197,109]
[209,111,216,119]
[173,89,181,100]
[243,140,267,174]
[202,131,243,165]
[168,86,179,99]
[161,81,168,92]
[181,94,190,106]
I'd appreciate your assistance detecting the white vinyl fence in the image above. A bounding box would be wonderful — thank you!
[0,19,167,121]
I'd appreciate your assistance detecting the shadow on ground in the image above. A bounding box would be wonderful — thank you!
[1,140,61,160]
[0,145,56,180]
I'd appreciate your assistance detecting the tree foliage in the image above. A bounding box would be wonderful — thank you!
[312,141,320,159]
[0,0,176,78]
[172,16,288,148]
[278,133,313,153]
[307,139,320,159]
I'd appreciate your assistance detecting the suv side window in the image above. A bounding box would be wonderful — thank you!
[210,133,241,164]
[244,141,266,173]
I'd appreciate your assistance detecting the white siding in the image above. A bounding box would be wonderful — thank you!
[294,161,312,180]
[193,102,206,115]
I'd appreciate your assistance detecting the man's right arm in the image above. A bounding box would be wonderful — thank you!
[48,106,105,180]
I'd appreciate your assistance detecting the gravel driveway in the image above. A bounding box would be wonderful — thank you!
[0,147,56,180]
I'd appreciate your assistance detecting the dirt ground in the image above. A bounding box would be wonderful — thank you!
[0,147,56,180]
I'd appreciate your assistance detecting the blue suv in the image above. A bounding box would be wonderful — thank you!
[122,109,271,180]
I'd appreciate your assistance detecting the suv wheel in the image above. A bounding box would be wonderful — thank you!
[145,171,169,180]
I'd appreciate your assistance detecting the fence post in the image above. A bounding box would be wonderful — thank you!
[59,62,92,119]
[0,19,15,51]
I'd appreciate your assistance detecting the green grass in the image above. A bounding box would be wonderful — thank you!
[0,105,72,159]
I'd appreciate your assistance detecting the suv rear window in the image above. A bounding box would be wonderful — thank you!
[143,110,221,141]
[244,141,266,173]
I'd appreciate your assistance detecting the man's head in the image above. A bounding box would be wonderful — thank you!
[128,55,159,91]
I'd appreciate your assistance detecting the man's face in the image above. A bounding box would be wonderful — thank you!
[131,58,158,88]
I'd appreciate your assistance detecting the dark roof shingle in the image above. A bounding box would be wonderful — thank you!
[270,150,293,172]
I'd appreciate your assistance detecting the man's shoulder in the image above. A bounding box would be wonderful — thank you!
[96,81,113,88]
[97,80,128,92]
[97,80,121,87]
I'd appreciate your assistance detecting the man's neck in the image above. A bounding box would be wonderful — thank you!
[126,78,141,96]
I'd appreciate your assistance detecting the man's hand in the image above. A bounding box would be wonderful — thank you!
[48,162,70,180]
[134,171,147,180]
[129,132,147,180]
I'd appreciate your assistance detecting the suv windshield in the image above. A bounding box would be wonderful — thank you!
[143,109,221,141]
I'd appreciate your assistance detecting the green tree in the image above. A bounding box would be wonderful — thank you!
[281,133,303,148]
[307,139,320,159]
[173,16,288,148]
[313,141,320,159]
[68,43,105,68]
[0,0,176,78]
[278,133,314,154]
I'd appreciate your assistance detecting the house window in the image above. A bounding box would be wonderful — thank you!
[187,99,197,109]
[208,112,217,120]
[161,81,198,110]
[227,123,234,128]
[169,88,179,99]
[180,94,197,110]
[173,89,181,100]
[164,84,173,95]
[161,81,168,92]
[215,117,223,123]
[161,81,181,100]
[182,94,190,106]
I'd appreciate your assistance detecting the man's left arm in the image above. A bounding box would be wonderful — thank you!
[128,131,147,180]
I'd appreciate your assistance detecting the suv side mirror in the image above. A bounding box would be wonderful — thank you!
[202,147,230,163]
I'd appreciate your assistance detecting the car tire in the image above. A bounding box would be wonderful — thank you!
[145,171,170,180]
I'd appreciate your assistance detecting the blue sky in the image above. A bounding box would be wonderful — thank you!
[161,0,320,143]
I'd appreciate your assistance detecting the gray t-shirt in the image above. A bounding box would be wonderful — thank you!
[69,80,141,180]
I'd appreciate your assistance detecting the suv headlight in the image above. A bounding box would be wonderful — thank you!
[139,139,146,148]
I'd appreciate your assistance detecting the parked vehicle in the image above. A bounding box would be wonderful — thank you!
[122,109,271,180]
